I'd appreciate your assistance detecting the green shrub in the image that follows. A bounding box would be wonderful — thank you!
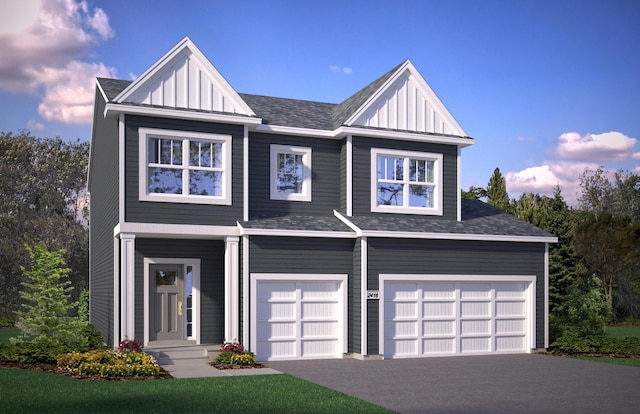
[215,351,234,364]
[0,317,15,328]
[230,352,256,366]
[556,275,610,336]
[550,329,640,356]
[0,341,71,364]
[58,349,160,378]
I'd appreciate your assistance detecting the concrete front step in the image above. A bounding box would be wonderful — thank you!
[145,343,222,365]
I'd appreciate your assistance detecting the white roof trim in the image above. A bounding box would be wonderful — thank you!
[344,60,467,137]
[237,222,355,238]
[113,36,255,116]
[104,103,262,126]
[114,222,240,239]
[333,211,557,243]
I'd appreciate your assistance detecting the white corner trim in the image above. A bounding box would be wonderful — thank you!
[224,237,240,342]
[243,125,249,222]
[544,243,550,349]
[112,236,119,348]
[361,237,368,356]
[120,233,136,342]
[457,146,462,222]
[242,234,250,349]
[118,114,125,224]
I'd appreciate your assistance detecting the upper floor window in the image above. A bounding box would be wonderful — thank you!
[139,128,232,205]
[270,144,312,202]
[371,148,442,215]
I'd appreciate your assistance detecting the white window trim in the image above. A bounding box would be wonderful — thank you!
[370,148,443,215]
[270,144,312,202]
[138,127,232,205]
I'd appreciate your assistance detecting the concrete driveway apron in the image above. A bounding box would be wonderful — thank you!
[268,354,640,414]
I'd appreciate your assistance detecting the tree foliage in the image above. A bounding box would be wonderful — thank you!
[12,242,85,344]
[0,131,89,317]
[486,167,509,211]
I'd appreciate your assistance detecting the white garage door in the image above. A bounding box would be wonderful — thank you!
[382,276,535,358]
[251,274,347,361]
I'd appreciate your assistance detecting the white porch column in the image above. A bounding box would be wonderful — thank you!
[120,233,136,342]
[224,236,240,341]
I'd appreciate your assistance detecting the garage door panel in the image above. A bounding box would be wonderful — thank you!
[258,321,295,339]
[258,341,296,360]
[383,278,532,359]
[301,320,338,337]
[258,282,296,300]
[423,320,454,335]
[423,338,455,354]
[386,320,418,337]
[301,339,338,357]
[300,282,339,299]
[496,301,525,317]
[460,301,490,317]
[301,302,338,319]
[496,336,525,351]
[423,301,454,317]
[258,302,295,320]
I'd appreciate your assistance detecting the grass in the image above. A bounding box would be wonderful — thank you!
[605,326,640,339]
[0,328,19,343]
[0,368,393,414]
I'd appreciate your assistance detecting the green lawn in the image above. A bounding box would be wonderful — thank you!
[0,368,393,414]
[605,326,640,339]
[0,328,19,343]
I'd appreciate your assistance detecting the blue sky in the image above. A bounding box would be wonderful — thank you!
[1,0,638,204]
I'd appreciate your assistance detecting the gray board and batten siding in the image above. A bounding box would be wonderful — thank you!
[351,136,459,220]
[248,133,342,218]
[88,89,119,345]
[124,115,244,226]
[365,238,547,354]
[135,238,226,344]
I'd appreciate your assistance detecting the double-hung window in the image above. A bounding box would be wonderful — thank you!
[371,148,442,215]
[139,128,232,205]
[270,144,312,201]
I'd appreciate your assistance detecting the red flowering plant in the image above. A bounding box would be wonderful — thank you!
[219,339,244,354]
[118,337,144,353]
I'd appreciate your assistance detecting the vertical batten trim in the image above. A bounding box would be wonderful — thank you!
[243,125,249,222]
[361,236,368,356]
[112,235,119,348]
[120,233,135,342]
[225,237,240,341]
[118,114,125,224]
[457,146,462,221]
[346,135,353,216]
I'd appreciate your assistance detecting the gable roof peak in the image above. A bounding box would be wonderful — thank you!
[335,59,467,137]
[113,36,254,116]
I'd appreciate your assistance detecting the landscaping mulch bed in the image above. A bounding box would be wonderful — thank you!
[0,361,174,380]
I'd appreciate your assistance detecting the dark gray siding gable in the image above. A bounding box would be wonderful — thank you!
[366,239,546,353]
[125,116,244,225]
[249,133,342,218]
[352,136,458,220]
[89,89,119,345]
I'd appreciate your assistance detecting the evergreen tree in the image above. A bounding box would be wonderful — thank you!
[13,242,84,344]
[486,167,509,211]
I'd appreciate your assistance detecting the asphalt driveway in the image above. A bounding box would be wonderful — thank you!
[268,354,640,413]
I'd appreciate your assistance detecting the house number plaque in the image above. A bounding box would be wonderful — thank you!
[367,290,380,300]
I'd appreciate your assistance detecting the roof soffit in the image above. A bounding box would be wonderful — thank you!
[344,61,467,137]
[113,37,255,116]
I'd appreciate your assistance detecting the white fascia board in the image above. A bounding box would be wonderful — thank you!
[96,78,110,103]
[237,226,356,239]
[252,124,338,139]
[114,222,240,239]
[360,230,558,243]
[333,210,363,236]
[338,127,474,147]
[104,103,262,126]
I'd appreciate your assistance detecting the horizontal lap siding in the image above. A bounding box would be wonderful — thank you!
[249,133,341,217]
[352,136,458,220]
[125,116,243,225]
[135,239,225,344]
[367,239,546,353]
[89,90,119,345]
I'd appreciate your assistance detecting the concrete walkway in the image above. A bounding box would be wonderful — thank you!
[145,343,281,379]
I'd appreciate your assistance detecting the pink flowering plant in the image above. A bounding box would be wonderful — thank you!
[118,337,144,353]
[219,339,244,353]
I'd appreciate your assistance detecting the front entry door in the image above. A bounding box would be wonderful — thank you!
[150,264,184,341]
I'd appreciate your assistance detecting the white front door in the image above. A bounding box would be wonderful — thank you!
[382,276,535,358]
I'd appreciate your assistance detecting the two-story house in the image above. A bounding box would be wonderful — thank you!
[88,37,556,361]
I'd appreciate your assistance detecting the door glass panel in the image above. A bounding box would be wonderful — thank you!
[155,270,177,286]
[185,266,193,337]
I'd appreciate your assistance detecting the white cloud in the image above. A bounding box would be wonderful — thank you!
[632,152,640,161]
[0,0,115,124]
[27,119,45,132]
[555,131,637,162]
[505,161,599,205]
[330,65,353,75]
